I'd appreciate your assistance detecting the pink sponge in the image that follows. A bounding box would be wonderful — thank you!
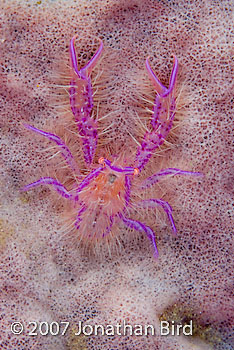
[0,1,233,349]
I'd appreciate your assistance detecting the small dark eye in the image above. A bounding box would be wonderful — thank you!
[108,173,117,184]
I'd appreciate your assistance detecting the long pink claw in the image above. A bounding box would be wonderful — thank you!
[69,35,103,165]
[136,55,179,171]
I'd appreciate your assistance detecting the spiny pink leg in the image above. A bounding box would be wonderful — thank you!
[102,216,114,238]
[138,199,177,235]
[141,168,203,189]
[77,166,103,192]
[120,215,159,258]
[22,177,77,200]
[75,204,87,229]
[24,124,79,173]
[69,35,103,165]
[136,56,178,171]
[75,203,114,238]
[22,166,104,212]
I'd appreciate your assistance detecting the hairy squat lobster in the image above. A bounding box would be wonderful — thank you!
[23,34,201,258]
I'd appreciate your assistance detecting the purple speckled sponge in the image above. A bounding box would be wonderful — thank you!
[0,1,233,349]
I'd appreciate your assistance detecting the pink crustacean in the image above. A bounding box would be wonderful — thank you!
[23,34,202,258]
